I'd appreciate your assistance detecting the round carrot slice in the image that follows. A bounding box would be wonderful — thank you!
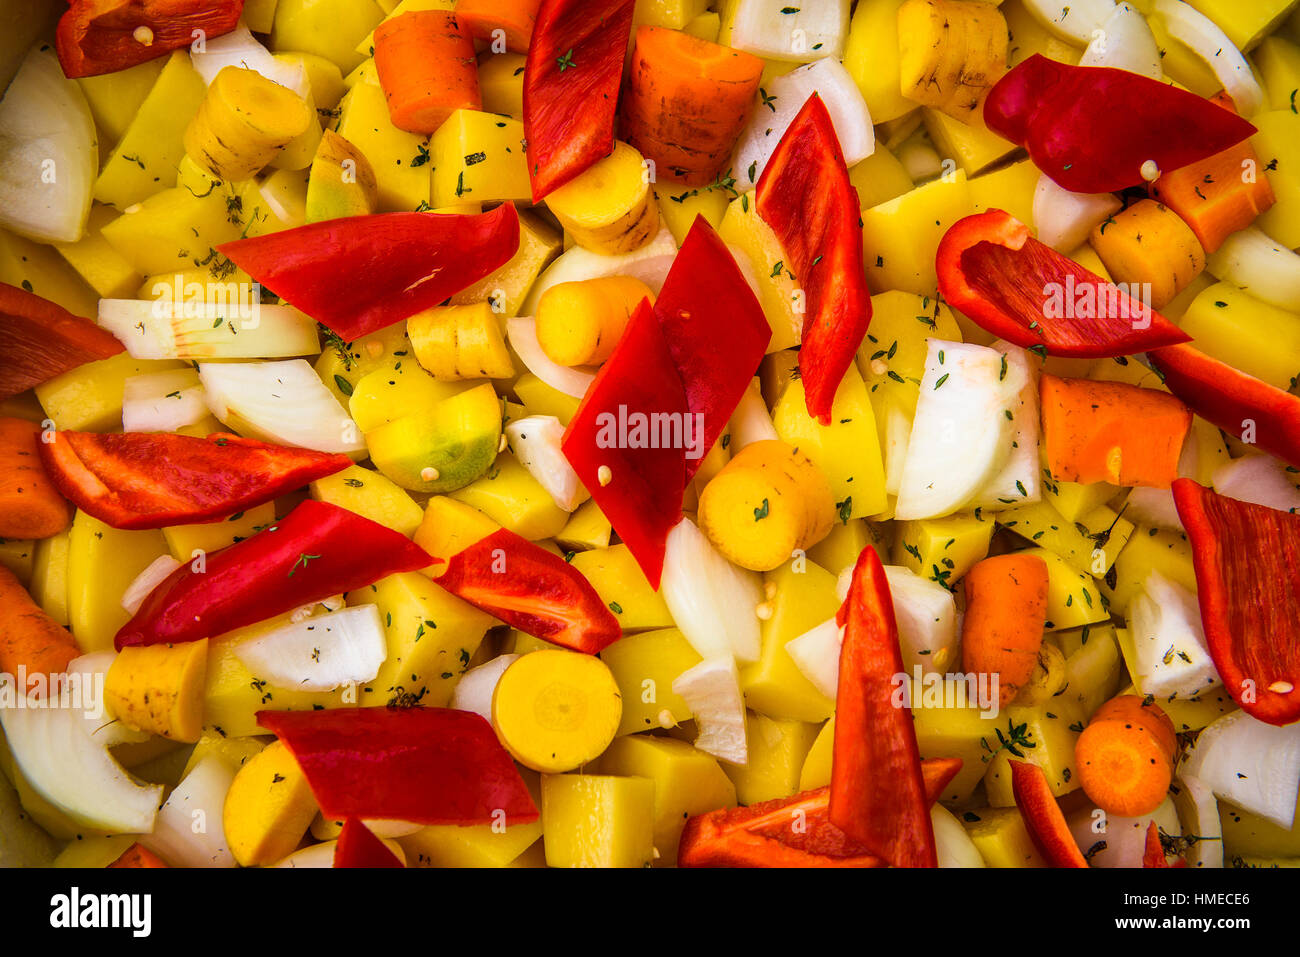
[1076,717,1173,817]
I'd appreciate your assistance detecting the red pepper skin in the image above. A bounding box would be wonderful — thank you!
[1009,759,1088,867]
[0,281,124,401]
[434,527,621,654]
[38,431,350,530]
[678,758,961,868]
[756,94,870,425]
[1142,820,1170,868]
[258,707,539,826]
[56,0,245,78]
[936,210,1191,357]
[1173,479,1300,726]
[985,55,1257,193]
[523,0,635,201]
[829,547,937,868]
[653,216,771,484]
[334,818,404,868]
[1148,344,1300,469]
[217,206,520,341]
[115,500,433,649]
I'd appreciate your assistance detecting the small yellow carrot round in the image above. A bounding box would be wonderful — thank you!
[491,649,622,773]
[545,141,660,254]
[408,302,515,380]
[104,638,208,742]
[184,66,314,182]
[536,276,655,366]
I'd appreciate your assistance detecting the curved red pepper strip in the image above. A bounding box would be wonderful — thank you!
[435,526,621,654]
[56,0,245,78]
[39,431,351,530]
[523,0,635,201]
[756,93,870,425]
[829,547,937,868]
[1009,759,1088,867]
[562,217,769,586]
[258,707,538,826]
[217,205,520,342]
[1142,820,1171,868]
[334,818,404,868]
[1148,344,1300,469]
[985,55,1257,193]
[115,499,434,649]
[678,758,961,868]
[936,210,1191,357]
[0,281,124,401]
[1173,478,1300,726]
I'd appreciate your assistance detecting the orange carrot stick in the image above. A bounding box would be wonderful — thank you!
[1075,716,1174,817]
[960,553,1049,707]
[0,564,79,690]
[0,417,70,540]
[456,0,540,53]
[622,26,764,186]
[108,843,168,868]
[374,10,481,135]
[1039,374,1192,488]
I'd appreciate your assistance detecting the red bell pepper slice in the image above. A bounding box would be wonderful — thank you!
[258,707,538,826]
[0,281,124,401]
[829,547,937,868]
[1009,759,1088,867]
[756,93,870,425]
[1142,820,1172,868]
[984,54,1257,193]
[56,0,245,78]
[334,818,404,868]
[936,210,1192,357]
[678,758,962,868]
[115,499,433,649]
[1172,478,1300,726]
[39,430,351,530]
[523,0,634,200]
[561,217,770,585]
[1148,344,1300,469]
[217,205,520,342]
[434,526,620,654]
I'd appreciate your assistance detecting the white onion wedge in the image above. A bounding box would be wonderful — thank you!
[1211,453,1300,513]
[883,565,958,672]
[506,414,589,511]
[1079,2,1162,76]
[1172,774,1223,869]
[1153,0,1264,115]
[933,805,986,867]
[728,378,779,453]
[140,756,236,868]
[1032,175,1122,252]
[451,654,520,720]
[1123,486,1185,530]
[1207,227,1300,311]
[506,318,595,400]
[1130,569,1221,698]
[521,228,678,315]
[1023,0,1117,45]
[121,555,182,616]
[1180,709,1300,829]
[786,618,844,699]
[661,517,764,663]
[199,359,365,452]
[734,58,874,192]
[730,0,850,61]
[122,369,210,434]
[966,342,1042,510]
[99,298,320,361]
[191,25,312,99]
[233,605,386,691]
[0,48,96,243]
[671,656,748,766]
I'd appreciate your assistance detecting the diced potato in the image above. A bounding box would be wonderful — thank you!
[847,147,914,210]
[310,464,424,537]
[451,210,562,317]
[1186,0,1296,51]
[968,158,1039,227]
[30,529,71,626]
[51,204,142,299]
[996,499,1100,577]
[983,703,1084,806]
[716,193,802,351]
[162,502,276,562]
[797,716,834,790]
[1056,622,1123,718]
[270,0,386,73]
[843,0,914,123]
[223,740,319,867]
[911,688,1000,803]
[891,511,994,589]
[921,108,1018,176]
[556,500,613,551]
[76,57,166,150]
[657,185,730,246]
[101,185,242,278]
[1099,525,1196,616]
[541,774,656,868]
[806,517,890,575]
[600,627,701,735]
[429,109,530,207]
[570,545,673,632]
[399,817,543,867]
[415,496,500,574]
[0,228,99,318]
[66,512,169,653]
[1043,477,1117,522]
[478,51,526,119]
[1250,110,1300,248]
[181,731,266,779]
[336,81,431,211]
[448,453,569,541]
[963,806,1047,866]
[723,711,821,805]
[861,170,973,296]
[1019,546,1108,631]
[1221,794,1300,860]
[1177,282,1300,390]
[1001,0,1081,66]
[1254,34,1300,110]
[514,373,581,426]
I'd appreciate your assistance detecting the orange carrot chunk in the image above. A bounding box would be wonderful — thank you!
[0,417,70,540]
[108,843,168,868]
[1075,716,1173,817]
[1039,373,1192,488]
[0,564,79,692]
[960,553,1049,708]
[456,0,541,53]
[374,10,481,135]
[622,26,764,187]
[1091,693,1178,759]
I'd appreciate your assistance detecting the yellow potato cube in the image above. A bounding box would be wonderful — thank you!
[310,465,424,538]
[892,511,994,589]
[963,806,1047,866]
[969,158,1039,227]
[416,496,500,574]
[600,628,701,735]
[1098,525,1196,616]
[336,81,431,211]
[429,109,530,208]
[541,774,656,868]
[30,529,71,626]
[448,453,569,541]
[556,499,613,551]
[982,703,1084,806]
[223,741,319,867]
[797,716,835,790]
[716,193,802,351]
[0,228,99,318]
[162,502,276,563]
[570,544,673,632]
[723,711,821,805]
[1177,282,1300,391]
[921,108,1018,176]
[514,372,581,425]
[76,57,166,149]
[844,0,914,123]
[66,512,169,653]
[478,52,526,119]
[861,170,973,296]
[451,210,562,317]
[270,0,386,73]
[51,205,141,299]
[399,818,543,867]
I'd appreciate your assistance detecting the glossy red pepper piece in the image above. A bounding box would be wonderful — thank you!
[1009,759,1088,867]
[434,526,621,654]
[1148,344,1300,469]
[829,547,937,868]
[56,0,244,78]
[678,758,962,868]
[39,430,350,530]
[1172,478,1300,726]
[115,499,433,649]
[217,205,520,341]
[523,0,635,200]
[334,818,404,868]
[258,707,539,826]
[0,281,124,400]
[936,210,1191,357]
[1142,820,1172,868]
[756,94,870,425]
[985,55,1257,193]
